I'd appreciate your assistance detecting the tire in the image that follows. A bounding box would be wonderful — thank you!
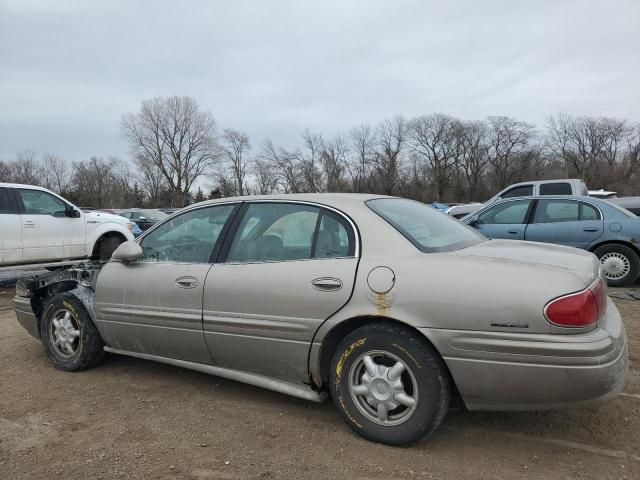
[95,235,124,261]
[40,293,105,371]
[329,323,450,446]
[594,244,640,287]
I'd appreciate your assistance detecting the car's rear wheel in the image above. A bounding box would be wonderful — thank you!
[594,244,640,287]
[40,293,105,371]
[329,323,450,446]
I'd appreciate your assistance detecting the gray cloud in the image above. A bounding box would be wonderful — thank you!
[1,0,638,161]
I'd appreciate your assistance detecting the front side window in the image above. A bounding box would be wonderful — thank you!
[140,204,235,263]
[367,198,484,253]
[540,183,572,195]
[533,200,579,223]
[227,203,320,262]
[17,189,67,216]
[501,185,533,198]
[479,200,531,224]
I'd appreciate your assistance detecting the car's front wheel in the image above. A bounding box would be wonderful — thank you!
[595,244,640,287]
[40,293,105,371]
[329,323,450,446]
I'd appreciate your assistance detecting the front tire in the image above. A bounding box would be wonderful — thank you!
[40,293,105,371]
[595,244,640,287]
[329,323,450,446]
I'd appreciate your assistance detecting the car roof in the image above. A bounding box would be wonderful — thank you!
[183,193,394,211]
[0,182,51,190]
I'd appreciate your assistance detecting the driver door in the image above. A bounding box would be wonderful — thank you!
[95,203,239,364]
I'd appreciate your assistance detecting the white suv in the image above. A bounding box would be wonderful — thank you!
[0,183,135,266]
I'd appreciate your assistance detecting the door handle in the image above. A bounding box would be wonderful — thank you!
[507,229,520,234]
[23,220,35,227]
[583,227,598,232]
[175,276,199,289]
[311,277,343,292]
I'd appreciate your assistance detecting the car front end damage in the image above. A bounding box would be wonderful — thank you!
[13,263,101,340]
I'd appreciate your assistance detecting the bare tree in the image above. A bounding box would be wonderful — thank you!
[348,124,375,192]
[0,159,12,182]
[260,138,301,193]
[42,153,71,194]
[486,116,536,189]
[220,128,251,196]
[373,116,406,195]
[454,120,489,201]
[408,114,458,201]
[321,135,349,192]
[135,156,166,206]
[121,96,218,207]
[547,113,634,187]
[11,150,43,185]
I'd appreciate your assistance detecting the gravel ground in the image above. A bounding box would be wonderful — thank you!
[0,287,639,480]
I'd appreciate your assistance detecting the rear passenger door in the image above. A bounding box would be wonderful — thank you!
[0,188,22,265]
[202,202,358,382]
[525,199,604,249]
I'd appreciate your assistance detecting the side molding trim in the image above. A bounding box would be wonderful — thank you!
[103,347,327,403]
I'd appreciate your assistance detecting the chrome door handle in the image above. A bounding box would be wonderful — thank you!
[311,277,343,292]
[175,276,199,289]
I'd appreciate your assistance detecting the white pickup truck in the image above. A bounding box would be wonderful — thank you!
[446,179,589,219]
[0,183,135,267]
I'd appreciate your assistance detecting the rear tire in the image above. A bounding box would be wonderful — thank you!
[329,323,450,446]
[594,244,640,287]
[40,293,105,371]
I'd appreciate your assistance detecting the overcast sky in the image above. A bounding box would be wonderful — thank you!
[1,0,638,162]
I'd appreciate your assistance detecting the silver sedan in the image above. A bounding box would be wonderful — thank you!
[14,194,628,445]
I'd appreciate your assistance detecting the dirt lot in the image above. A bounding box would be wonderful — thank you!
[0,288,638,480]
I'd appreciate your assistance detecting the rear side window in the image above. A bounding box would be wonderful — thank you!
[540,183,572,195]
[533,200,579,223]
[501,185,533,198]
[0,188,17,214]
[314,211,355,258]
[581,203,600,220]
[228,203,320,263]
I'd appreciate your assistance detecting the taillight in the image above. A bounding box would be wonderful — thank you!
[544,279,607,328]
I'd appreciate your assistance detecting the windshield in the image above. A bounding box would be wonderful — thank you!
[367,198,485,253]
[141,209,169,221]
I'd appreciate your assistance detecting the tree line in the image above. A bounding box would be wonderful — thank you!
[2,96,639,208]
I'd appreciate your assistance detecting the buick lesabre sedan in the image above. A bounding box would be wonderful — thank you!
[14,194,628,445]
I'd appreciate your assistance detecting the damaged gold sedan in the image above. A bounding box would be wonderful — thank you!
[14,194,628,445]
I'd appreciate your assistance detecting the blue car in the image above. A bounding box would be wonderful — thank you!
[464,196,640,286]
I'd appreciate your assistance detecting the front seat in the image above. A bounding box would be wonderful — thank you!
[254,234,283,261]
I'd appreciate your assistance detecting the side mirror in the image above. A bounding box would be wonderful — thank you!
[66,208,81,218]
[467,216,480,227]
[111,241,142,263]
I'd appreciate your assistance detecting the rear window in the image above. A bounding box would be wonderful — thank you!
[367,198,485,253]
[502,185,533,198]
[0,188,17,214]
[540,183,572,195]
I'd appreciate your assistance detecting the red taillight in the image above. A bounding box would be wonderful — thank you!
[545,279,607,328]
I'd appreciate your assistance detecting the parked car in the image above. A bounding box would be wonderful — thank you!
[13,194,627,445]
[159,207,181,215]
[609,196,640,216]
[0,183,135,266]
[446,179,589,219]
[119,209,168,231]
[464,195,640,286]
[589,189,617,199]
